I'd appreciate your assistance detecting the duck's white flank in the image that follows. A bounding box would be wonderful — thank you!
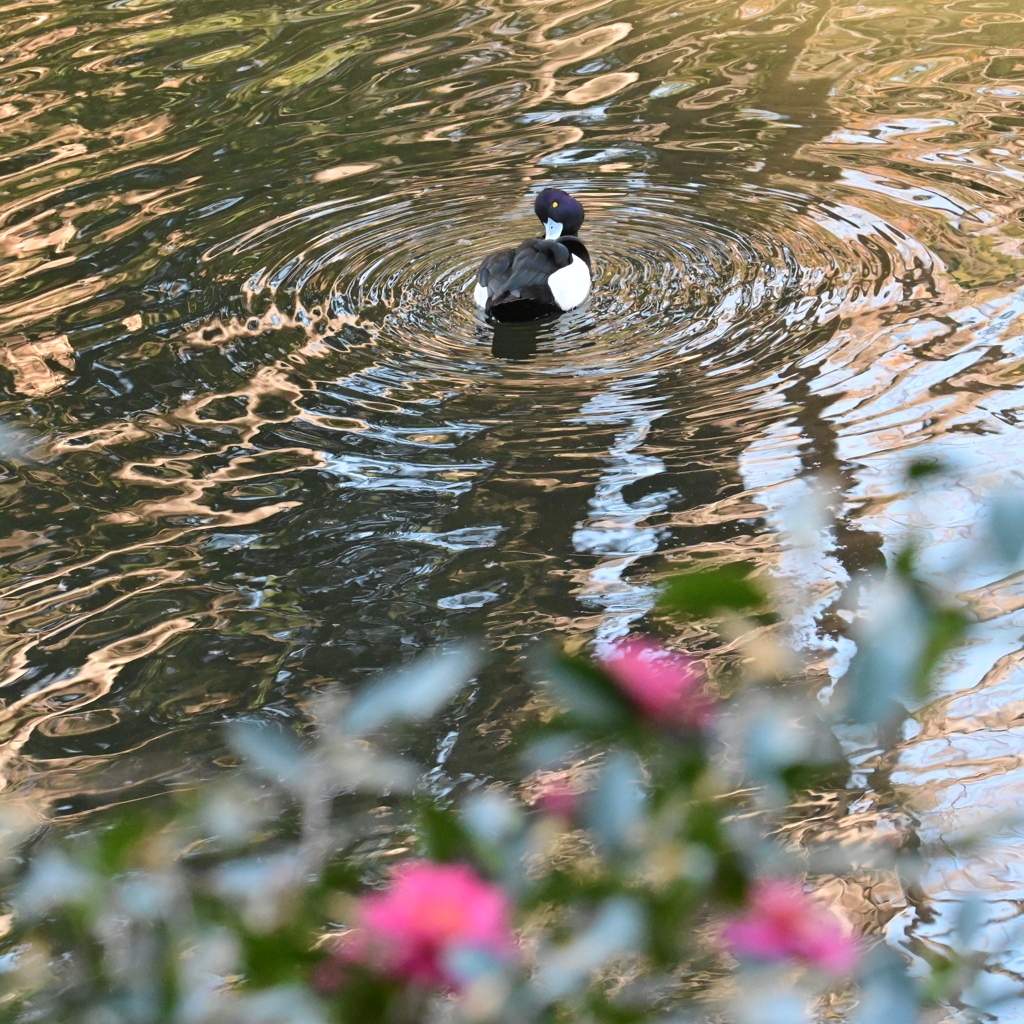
[547,255,590,311]
[473,281,489,308]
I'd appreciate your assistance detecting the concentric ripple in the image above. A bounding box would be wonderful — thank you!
[202,175,936,379]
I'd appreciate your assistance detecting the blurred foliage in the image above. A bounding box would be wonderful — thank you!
[659,561,768,619]
[0,479,1017,1024]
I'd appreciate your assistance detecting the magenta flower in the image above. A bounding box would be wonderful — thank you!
[346,861,515,990]
[600,637,714,729]
[723,879,859,973]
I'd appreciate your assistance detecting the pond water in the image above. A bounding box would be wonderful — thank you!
[3,0,1024,1012]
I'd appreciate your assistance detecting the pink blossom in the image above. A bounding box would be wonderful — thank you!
[348,861,515,990]
[600,638,714,729]
[723,879,859,973]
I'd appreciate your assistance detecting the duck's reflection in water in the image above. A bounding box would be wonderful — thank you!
[484,300,596,361]
[488,318,547,360]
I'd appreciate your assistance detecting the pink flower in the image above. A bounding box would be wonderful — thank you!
[723,879,859,973]
[600,638,714,729]
[349,861,515,990]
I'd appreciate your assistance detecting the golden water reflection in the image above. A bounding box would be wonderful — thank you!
[2,0,1024,1013]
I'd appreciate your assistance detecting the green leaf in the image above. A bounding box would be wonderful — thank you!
[520,869,617,911]
[684,803,747,904]
[712,850,747,906]
[333,971,415,1024]
[906,458,945,482]
[415,800,474,863]
[659,563,766,618]
[95,811,151,874]
[321,859,363,893]
[644,881,698,967]
[779,760,847,792]
[893,545,917,577]
[241,928,320,987]
[895,547,971,696]
[912,605,969,699]
[686,801,721,849]
[538,650,634,730]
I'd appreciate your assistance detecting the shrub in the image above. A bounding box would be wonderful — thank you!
[0,476,1014,1024]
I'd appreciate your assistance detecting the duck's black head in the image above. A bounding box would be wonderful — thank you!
[535,188,584,239]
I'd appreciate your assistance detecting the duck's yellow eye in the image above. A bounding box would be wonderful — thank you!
[552,201,559,208]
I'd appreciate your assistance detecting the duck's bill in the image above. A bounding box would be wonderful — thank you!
[544,218,563,239]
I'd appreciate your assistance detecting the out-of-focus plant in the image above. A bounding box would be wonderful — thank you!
[0,473,1016,1024]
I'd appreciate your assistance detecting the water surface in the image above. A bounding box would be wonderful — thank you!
[4,0,1024,1013]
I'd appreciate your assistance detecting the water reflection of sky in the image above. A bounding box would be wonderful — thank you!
[741,276,1024,1020]
[570,376,669,647]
